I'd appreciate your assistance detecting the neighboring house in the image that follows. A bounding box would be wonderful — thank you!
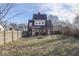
[0,25,4,31]
[9,23,18,31]
[28,12,52,36]
[18,24,27,31]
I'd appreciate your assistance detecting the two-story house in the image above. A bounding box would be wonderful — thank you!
[28,12,52,36]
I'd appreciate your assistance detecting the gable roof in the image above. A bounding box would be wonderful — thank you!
[33,12,47,20]
[28,20,33,22]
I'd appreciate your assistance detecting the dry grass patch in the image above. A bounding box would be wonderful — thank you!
[0,35,78,56]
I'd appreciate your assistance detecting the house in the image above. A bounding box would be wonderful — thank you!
[18,24,27,31]
[28,12,52,36]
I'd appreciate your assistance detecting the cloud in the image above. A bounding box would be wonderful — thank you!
[8,3,79,24]
[38,3,63,15]
[38,3,79,23]
[71,4,79,15]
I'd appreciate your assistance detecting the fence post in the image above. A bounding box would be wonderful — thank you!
[12,30,14,42]
[4,31,6,44]
[17,30,18,40]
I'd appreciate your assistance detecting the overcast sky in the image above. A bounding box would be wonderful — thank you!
[5,3,79,24]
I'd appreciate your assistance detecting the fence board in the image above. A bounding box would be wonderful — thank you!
[0,31,22,45]
[0,31,4,45]
[6,31,12,43]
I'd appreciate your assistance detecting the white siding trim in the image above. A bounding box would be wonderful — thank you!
[34,20,45,26]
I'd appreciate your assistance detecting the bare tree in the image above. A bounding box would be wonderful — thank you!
[73,15,79,36]
[18,23,27,31]
[48,15,61,35]
[0,3,15,30]
[0,3,25,30]
[0,3,14,22]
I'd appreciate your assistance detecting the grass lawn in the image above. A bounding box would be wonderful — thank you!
[0,35,79,56]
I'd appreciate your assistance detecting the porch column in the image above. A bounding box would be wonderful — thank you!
[47,29,50,35]
[32,29,35,36]
[39,29,41,35]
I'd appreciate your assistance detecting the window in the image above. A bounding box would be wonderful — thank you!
[42,22,44,24]
[36,22,38,24]
[29,23,32,27]
[39,22,40,24]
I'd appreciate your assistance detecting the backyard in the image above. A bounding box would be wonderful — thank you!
[0,35,79,56]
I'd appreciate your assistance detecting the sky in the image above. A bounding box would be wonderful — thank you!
[4,3,79,24]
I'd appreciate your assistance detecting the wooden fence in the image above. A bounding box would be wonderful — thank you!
[0,31,22,45]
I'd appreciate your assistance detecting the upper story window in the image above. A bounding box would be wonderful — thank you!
[36,22,38,24]
[39,22,40,24]
[42,22,44,24]
[34,20,45,26]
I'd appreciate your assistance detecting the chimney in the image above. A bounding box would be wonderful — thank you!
[38,12,41,15]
